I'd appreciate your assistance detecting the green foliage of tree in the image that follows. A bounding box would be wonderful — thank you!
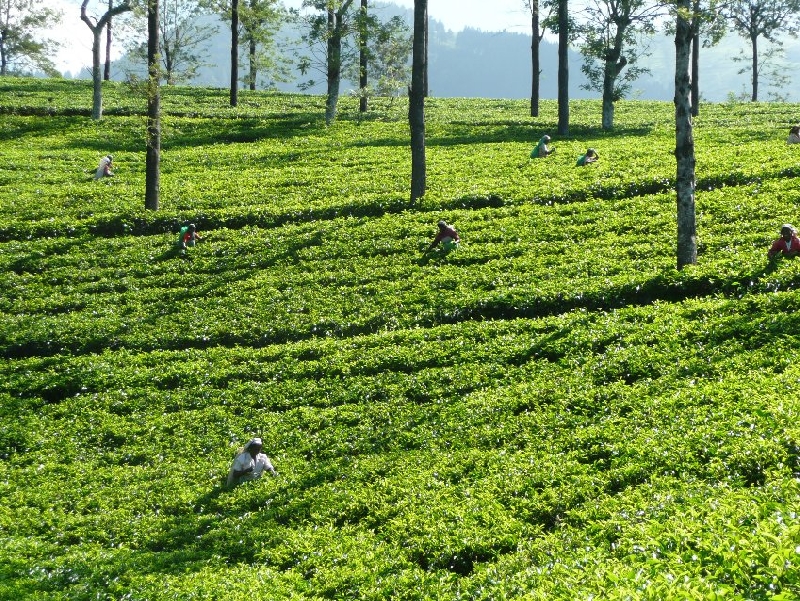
[722,0,800,101]
[0,0,62,76]
[239,0,290,90]
[345,13,411,98]
[576,0,662,130]
[124,0,218,85]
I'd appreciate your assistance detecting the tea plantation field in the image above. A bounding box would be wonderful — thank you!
[4,77,800,600]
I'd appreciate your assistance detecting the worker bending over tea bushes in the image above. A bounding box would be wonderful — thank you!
[178,223,203,250]
[425,220,460,253]
[576,148,599,166]
[94,155,114,179]
[227,438,277,488]
[530,135,555,158]
[768,224,800,259]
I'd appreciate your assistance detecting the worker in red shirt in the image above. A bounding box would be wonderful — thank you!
[768,224,800,259]
[425,220,460,254]
[178,223,204,250]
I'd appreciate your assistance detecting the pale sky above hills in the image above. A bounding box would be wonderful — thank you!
[55,0,530,75]
[49,0,800,102]
[283,0,532,33]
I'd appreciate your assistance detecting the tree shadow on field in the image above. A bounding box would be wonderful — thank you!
[6,238,92,275]
[155,244,191,262]
[354,123,655,150]
[161,113,326,148]
[68,137,141,155]
[0,116,91,143]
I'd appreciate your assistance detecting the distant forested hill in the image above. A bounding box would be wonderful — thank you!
[104,2,800,102]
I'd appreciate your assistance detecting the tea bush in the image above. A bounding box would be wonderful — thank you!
[2,77,800,599]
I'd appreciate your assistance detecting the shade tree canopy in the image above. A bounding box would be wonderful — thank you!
[576,0,662,129]
[0,0,62,76]
[122,0,218,85]
[722,0,800,101]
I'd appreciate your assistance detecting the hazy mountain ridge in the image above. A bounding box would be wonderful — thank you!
[73,2,800,102]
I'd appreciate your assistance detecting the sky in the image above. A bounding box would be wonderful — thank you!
[283,0,532,34]
[53,0,530,75]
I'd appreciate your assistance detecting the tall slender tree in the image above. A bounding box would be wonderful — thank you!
[557,0,569,135]
[81,0,132,120]
[523,0,557,117]
[422,2,427,97]
[577,0,661,130]
[409,0,426,203]
[104,0,113,80]
[230,0,239,105]
[345,14,411,97]
[527,0,541,117]
[690,0,700,115]
[674,0,695,268]
[296,0,356,125]
[239,0,285,90]
[688,0,726,115]
[325,1,354,124]
[145,0,161,211]
[358,0,367,111]
[722,0,800,101]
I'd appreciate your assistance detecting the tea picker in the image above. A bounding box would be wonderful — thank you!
[94,154,114,179]
[529,135,555,159]
[226,437,278,488]
[177,223,205,251]
[423,220,460,255]
[576,148,599,166]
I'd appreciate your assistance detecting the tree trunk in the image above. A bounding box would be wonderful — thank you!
[600,23,628,131]
[530,2,539,117]
[557,0,569,135]
[91,29,103,119]
[146,0,161,211]
[82,0,132,119]
[423,3,428,97]
[409,0,426,203]
[690,0,699,116]
[164,41,175,84]
[601,88,614,129]
[750,33,758,101]
[674,0,696,269]
[230,0,239,107]
[0,31,7,75]
[359,0,367,112]
[104,0,112,81]
[249,37,256,90]
[325,8,341,125]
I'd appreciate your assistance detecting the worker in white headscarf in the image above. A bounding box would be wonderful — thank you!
[226,438,277,487]
[95,155,114,179]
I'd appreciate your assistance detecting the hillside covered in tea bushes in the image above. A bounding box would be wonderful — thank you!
[2,78,800,600]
